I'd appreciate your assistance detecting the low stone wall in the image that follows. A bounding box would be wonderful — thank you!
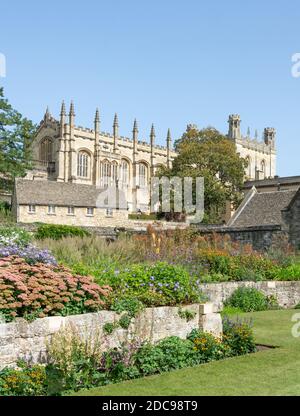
[193,224,288,251]
[200,281,300,311]
[0,303,222,369]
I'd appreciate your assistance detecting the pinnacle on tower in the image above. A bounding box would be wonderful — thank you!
[167,128,172,142]
[150,124,156,140]
[60,100,66,116]
[44,106,50,119]
[133,118,138,132]
[247,127,250,137]
[113,113,119,127]
[69,101,75,116]
[95,108,100,122]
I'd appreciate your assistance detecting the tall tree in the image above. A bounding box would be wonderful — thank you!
[158,126,247,223]
[0,87,36,188]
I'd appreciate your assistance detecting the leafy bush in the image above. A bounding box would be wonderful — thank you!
[0,362,46,396]
[35,224,91,240]
[223,317,256,356]
[187,329,229,361]
[102,262,206,307]
[225,287,275,312]
[0,256,111,322]
[134,337,196,376]
[0,227,32,247]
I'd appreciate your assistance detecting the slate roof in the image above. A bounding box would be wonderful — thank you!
[244,176,300,190]
[14,179,108,208]
[229,188,296,227]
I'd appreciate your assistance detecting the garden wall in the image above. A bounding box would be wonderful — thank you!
[0,303,222,369]
[200,281,300,311]
[193,224,288,251]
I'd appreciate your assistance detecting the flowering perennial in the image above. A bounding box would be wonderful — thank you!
[0,256,112,322]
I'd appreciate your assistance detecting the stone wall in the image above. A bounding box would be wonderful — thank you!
[200,281,300,311]
[0,303,222,369]
[193,224,288,251]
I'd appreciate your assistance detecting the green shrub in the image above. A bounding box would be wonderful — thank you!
[225,287,273,312]
[102,262,206,307]
[0,362,46,396]
[134,337,196,375]
[0,226,32,246]
[187,329,228,361]
[223,317,256,356]
[35,224,91,240]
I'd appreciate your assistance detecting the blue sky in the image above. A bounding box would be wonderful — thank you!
[1,0,300,176]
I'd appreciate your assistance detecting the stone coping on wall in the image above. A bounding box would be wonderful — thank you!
[0,303,222,369]
[199,281,300,311]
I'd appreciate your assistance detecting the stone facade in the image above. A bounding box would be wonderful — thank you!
[0,303,222,369]
[199,281,300,311]
[28,104,177,213]
[26,106,276,222]
[228,115,276,180]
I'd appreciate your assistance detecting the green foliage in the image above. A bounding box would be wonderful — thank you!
[101,262,206,307]
[35,224,91,240]
[225,287,276,312]
[159,127,246,223]
[0,361,46,396]
[0,87,37,181]
[111,297,144,317]
[118,313,132,329]
[223,317,257,356]
[103,322,117,334]
[178,307,196,321]
[0,226,32,246]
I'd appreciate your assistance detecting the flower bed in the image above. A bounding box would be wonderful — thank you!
[0,256,111,322]
[0,316,255,396]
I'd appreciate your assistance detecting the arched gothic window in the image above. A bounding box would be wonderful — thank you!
[111,162,118,183]
[40,138,53,163]
[120,160,129,185]
[139,163,147,187]
[77,151,90,178]
[100,160,111,187]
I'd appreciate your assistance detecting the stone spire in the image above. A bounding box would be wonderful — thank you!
[93,108,100,185]
[69,101,76,181]
[44,106,50,120]
[150,124,155,174]
[94,108,100,133]
[113,113,119,152]
[132,119,138,156]
[60,101,66,132]
[69,101,75,127]
[166,128,172,168]
[60,100,66,117]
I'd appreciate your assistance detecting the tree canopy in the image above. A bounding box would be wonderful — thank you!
[0,87,36,188]
[158,126,247,223]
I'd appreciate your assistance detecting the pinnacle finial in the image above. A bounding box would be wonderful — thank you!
[167,128,171,141]
[150,124,156,138]
[69,101,75,116]
[95,108,100,122]
[133,118,138,132]
[60,100,66,116]
[247,127,250,137]
[113,113,119,127]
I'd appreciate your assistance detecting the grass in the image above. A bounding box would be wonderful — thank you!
[73,309,300,396]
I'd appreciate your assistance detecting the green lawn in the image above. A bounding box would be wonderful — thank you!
[73,309,300,396]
